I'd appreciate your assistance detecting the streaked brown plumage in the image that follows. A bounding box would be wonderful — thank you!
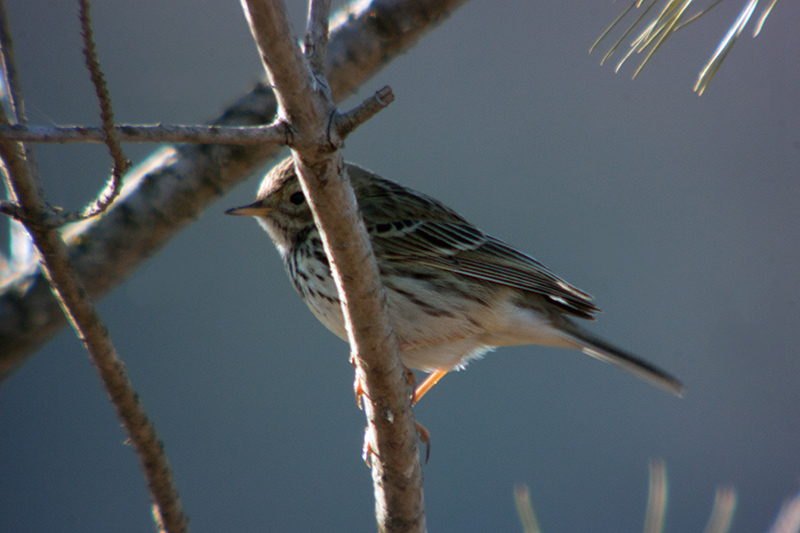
[227,157,684,400]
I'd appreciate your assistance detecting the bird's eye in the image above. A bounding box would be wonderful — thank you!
[289,191,305,205]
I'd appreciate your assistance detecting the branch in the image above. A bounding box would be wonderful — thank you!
[0,6,187,531]
[0,123,291,145]
[0,0,28,124]
[304,0,330,74]
[0,131,189,533]
[241,0,423,530]
[333,85,395,141]
[0,0,42,268]
[0,0,469,379]
[78,0,129,218]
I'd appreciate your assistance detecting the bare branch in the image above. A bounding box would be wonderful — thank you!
[1,136,189,533]
[0,9,187,533]
[0,0,43,267]
[304,0,331,74]
[241,0,322,133]
[241,0,424,530]
[0,0,470,383]
[0,0,27,124]
[78,0,129,218]
[0,122,291,145]
[333,85,394,143]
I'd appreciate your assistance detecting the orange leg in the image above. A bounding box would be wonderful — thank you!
[404,366,417,389]
[353,373,367,409]
[362,432,377,468]
[411,370,449,405]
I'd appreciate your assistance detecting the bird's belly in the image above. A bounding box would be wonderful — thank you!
[296,271,575,372]
[382,282,506,372]
[390,288,576,372]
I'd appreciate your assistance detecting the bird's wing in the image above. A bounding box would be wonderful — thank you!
[369,219,599,319]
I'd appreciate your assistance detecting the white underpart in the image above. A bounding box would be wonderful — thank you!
[303,268,578,373]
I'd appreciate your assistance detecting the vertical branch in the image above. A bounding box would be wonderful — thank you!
[0,7,187,533]
[304,0,330,74]
[0,0,27,123]
[0,0,39,267]
[240,0,425,530]
[78,0,129,217]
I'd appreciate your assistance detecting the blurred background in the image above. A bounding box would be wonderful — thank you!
[1,0,799,531]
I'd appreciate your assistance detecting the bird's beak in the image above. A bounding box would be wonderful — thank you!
[225,201,272,217]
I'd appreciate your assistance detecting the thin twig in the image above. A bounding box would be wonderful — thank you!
[0,106,189,533]
[0,10,187,533]
[332,85,395,142]
[241,0,424,530]
[78,0,129,218]
[0,0,42,266]
[0,0,27,124]
[0,123,291,145]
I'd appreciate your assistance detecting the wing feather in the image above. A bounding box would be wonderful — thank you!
[370,218,599,318]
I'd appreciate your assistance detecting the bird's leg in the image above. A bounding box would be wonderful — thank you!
[411,370,448,405]
[362,429,377,467]
[351,353,368,409]
[353,374,367,409]
[415,421,431,463]
[404,365,417,388]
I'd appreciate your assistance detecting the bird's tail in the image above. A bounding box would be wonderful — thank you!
[554,320,685,397]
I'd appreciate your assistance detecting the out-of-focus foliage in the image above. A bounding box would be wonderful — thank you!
[591,0,780,94]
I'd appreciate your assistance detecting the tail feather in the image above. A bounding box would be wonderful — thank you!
[555,322,685,397]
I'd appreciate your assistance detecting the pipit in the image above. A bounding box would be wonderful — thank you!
[227,157,684,402]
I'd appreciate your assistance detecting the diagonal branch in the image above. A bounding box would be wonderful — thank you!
[0,122,189,533]
[0,19,187,533]
[240,0,424,530]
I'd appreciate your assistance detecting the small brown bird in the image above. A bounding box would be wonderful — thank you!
[227,157,684,401]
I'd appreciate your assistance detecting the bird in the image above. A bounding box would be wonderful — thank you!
[226,157,684,402]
